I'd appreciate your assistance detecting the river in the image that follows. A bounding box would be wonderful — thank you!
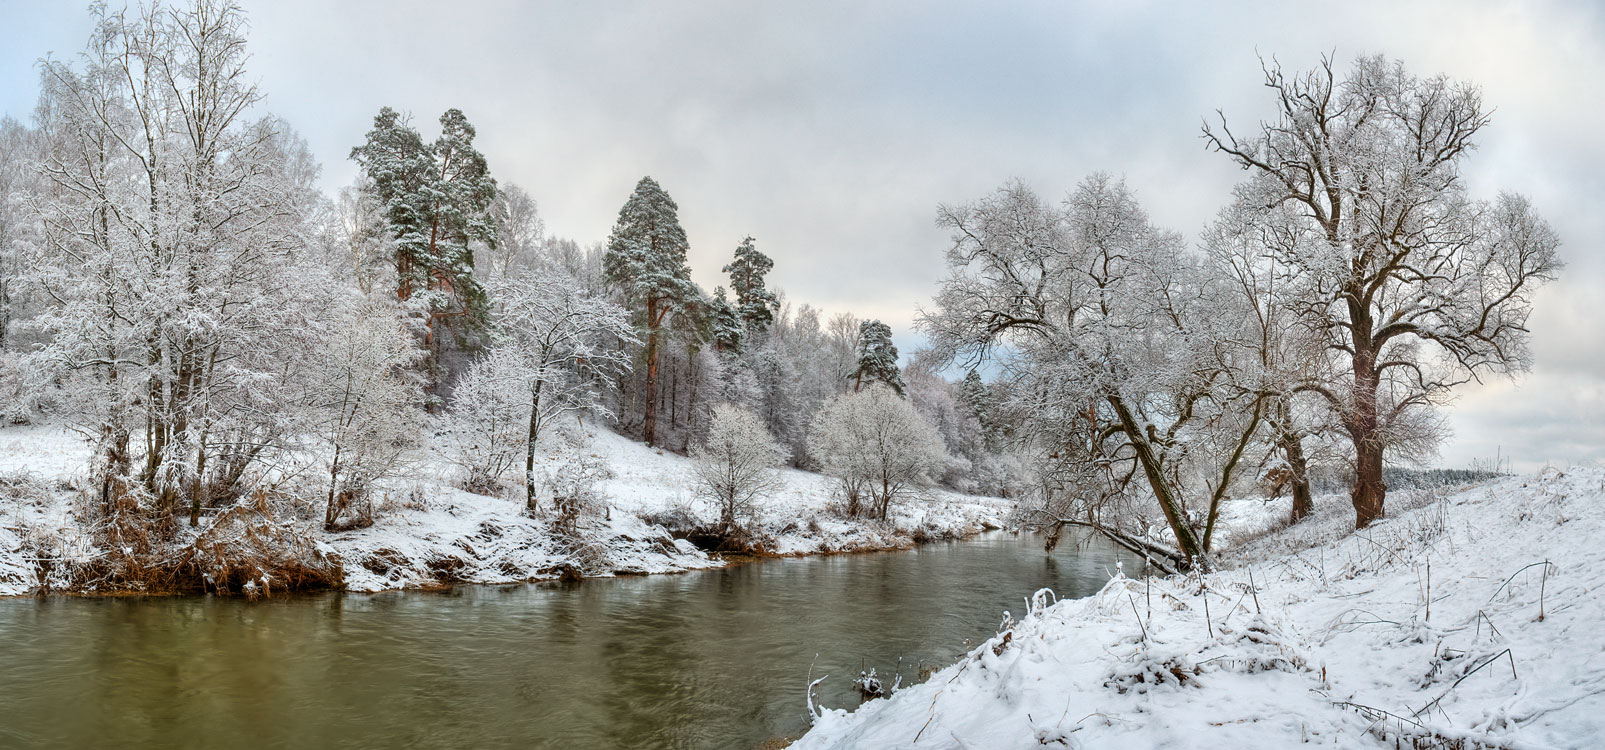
[0,531,1145,749]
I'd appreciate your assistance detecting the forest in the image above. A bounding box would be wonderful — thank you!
[4,2,1599,749]
[0,0,1563,591]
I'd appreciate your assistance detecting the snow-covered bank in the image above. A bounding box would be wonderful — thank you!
[796,467,1605,749]
[0,423,1010,596]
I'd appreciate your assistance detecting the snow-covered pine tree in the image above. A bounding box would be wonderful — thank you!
[723,236,779,337]
[350,107,498,398]
[853,319,906,395]
[602,176,700,447]
[710,287,744,352]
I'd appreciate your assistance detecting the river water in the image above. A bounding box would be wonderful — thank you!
[0,531,1144,749]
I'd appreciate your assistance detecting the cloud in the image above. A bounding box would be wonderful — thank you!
[3,0,1599,468]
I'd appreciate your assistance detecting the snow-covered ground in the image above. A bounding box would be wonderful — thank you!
[796,467,1605,749]
[0,422,1010,595]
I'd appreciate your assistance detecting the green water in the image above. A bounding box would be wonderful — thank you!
[0,531,1144,749]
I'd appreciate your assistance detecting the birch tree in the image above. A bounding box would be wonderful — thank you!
[691,404,787,532]
[807,385,948,520]
[492,270,635,511]
[33,0,319,525]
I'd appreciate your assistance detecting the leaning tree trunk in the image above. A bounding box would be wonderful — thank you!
[1108,394,1206,567]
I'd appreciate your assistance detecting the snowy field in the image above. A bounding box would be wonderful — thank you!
[0,422,1010,596]
[796,467,1605,749]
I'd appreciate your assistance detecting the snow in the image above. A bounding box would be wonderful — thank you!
[0,421,1010,596]
[795,467,1605,749]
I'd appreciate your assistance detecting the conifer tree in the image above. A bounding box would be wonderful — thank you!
[723,236,778,336]
[351,107,497,395]
[710,287,744,352]
[853,319,906,395]
[603,176,699,446]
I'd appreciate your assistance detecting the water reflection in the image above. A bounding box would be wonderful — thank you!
[0,531,1142,749]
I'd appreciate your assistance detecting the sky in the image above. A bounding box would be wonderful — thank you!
[2,0,1600,472]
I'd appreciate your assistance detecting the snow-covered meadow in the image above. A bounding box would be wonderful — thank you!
[0,422,1010,596]
[796,467,1605,749]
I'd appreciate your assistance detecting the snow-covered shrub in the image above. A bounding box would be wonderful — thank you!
[306,298,424,530]
[439,349,528,494]
[542,437,613,540]
[691,404,788,532]
[0,351,40,424]
[807,385,950,520]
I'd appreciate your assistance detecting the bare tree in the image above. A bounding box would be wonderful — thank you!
[1204,55,1562,527]
[691,404,788,532]
[807,385,949,521]
[923,176,1268,566]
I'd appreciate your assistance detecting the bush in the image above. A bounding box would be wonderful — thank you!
[806,385,950,520]
[690,404,787,532]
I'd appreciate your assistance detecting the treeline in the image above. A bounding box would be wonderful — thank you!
[922,58,1561,566]
[0,0,1021,584]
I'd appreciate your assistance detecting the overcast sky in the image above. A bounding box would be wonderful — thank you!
[3,0,1600,471]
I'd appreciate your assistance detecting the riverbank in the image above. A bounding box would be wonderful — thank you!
[795,467,1605,748]
[0,423,1011,596]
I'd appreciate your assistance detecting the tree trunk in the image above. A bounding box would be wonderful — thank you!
[1274,398,1314,523]
[525,378,545,512]
[644,298,661,447]
[1348,310,1387,529]
[326,445,343,529]
[1108,394,1206,567]
[1352,439,1386,528]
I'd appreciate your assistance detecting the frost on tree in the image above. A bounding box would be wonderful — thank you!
[807,385,948,520]
[602,176,700,447]
[308,298,425,531]
[691,404,788,533]
[853,319,906,395]
[1204,55,1562,528]
[31,0,334,529]
[350,106,499,398]
[923,176,1270,566]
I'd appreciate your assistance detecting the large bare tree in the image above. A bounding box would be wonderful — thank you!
[1204,55,1561,528]
[923,175,1266,566]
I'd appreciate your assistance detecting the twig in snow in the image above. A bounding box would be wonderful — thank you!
[1127,594,1148,642]
[912,660,971,744]
[1487,560,1553,604]
[1539,560,1549,622]
[1474,609,1503,641]
[1203,592,1214,639]
[1248,568,1261,614]
[1413,648,1519,719]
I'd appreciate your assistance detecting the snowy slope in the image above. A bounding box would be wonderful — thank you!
[0,422,1011,595]
[796,467,1605,749]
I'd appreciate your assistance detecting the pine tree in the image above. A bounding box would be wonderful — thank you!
[710,287,744,352]
[853,319,906,395]
[351,107,497,396]
[722,236,778,336]
[958,369,995,450]
[603,176,699,447]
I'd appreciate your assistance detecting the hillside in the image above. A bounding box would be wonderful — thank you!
[0,422,1010,596]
